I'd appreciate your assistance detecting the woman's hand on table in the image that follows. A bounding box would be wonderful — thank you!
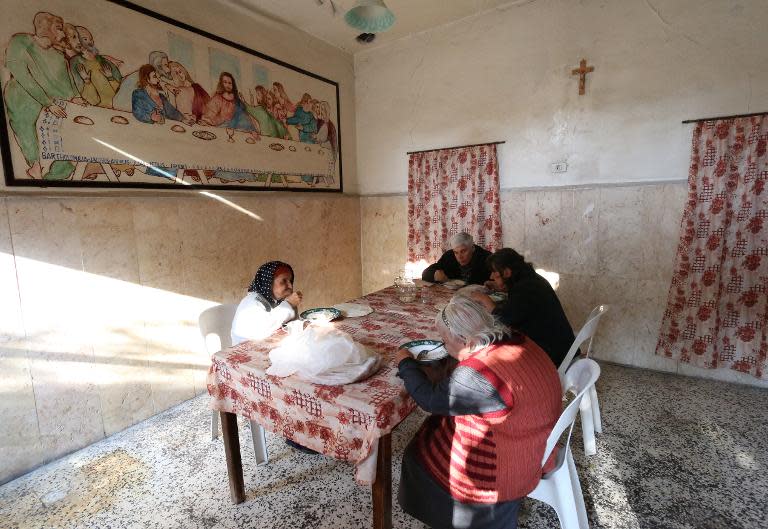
[394,348,412,366]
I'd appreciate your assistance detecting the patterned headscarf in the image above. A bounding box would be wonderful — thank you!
[247,261,294,307]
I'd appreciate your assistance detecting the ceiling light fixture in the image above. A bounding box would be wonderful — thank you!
[344,0,395,33]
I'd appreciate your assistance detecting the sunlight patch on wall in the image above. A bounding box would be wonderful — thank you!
[405,260,429,279]
[8,254,217,387]
[92,138,264,221]
[535,268,560,290]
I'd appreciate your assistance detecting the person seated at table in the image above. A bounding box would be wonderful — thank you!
[231,261,318,455]
[231,261,302,345]
[421,232,492,285]
[470,248,575,368]
[395,296,562,529]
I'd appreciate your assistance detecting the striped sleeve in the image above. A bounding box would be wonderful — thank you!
[397,360,507,416]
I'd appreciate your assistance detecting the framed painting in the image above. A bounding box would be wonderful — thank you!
[0,0,342,192]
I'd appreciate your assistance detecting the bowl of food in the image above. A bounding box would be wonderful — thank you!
[299,307,341,323]
[398,340,448,363]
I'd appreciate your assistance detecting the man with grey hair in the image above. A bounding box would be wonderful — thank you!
[421,232,492,285]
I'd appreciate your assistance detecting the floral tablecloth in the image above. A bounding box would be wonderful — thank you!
[207,285,453,484]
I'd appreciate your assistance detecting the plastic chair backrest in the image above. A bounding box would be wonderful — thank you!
[199,303,238,354]
[585,304,608,357]
[557,305,608,379]
[540,358,601,466]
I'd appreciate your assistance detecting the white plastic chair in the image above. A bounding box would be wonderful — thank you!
[557,305,608,456]
[199,303,268,465]
[527,358,600,529]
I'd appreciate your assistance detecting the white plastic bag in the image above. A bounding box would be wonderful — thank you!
[266,325,380,385]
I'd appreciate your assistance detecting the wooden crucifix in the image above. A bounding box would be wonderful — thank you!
[571,59,594,95]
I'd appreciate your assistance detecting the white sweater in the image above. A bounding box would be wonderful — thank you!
[230,292,296,345]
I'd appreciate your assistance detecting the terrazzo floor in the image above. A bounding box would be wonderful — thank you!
[2,363,767,529]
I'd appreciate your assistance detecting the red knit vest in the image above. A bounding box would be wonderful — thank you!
[415,339,562,503]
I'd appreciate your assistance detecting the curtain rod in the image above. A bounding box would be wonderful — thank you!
[682,110,768,124]
[407,141,505,155]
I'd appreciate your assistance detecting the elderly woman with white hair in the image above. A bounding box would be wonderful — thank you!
[394,296,562,529]
[421,232,492,285]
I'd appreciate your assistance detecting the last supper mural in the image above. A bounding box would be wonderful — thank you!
[0,0,342,191]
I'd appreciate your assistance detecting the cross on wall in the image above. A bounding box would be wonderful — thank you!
[571,58,595,95]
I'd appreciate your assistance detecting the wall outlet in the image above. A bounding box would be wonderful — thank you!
[550,162,568,173]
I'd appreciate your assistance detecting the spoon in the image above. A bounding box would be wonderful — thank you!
[416,343,444,361]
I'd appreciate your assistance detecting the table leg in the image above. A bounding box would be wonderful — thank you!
[372,433,392,529]
[220,411,246,504]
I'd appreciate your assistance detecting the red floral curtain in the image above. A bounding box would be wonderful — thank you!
[656,116,768,379]
[407,144,502,263]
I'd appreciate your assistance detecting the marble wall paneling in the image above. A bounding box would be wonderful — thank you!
[6,198,105,462]
[8,199,90,354]
[29,354,104,463]
[218,195,279,304]
[597,186,645,279]
[272,195,362,309]
[133,199,184,294]
[176,194,278,394]
[177,196,253,303]
[74,198,154,436]
[0,199,24,347]
[213,194,276,303]
[499,190,525,251]
[360,196,408,295]
[582,276,642,369]
[133,198,200,412]
[0,355,42,483]
[523,190,562,272]
[76,198,141,283]
[273,195,325,309]
[637,185,670,281]
[559,188,599,276]
[323,196,362,305]
[0,198,43,483]
[556,273,598,333]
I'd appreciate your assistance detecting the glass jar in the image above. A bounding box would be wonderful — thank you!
[398,283,417,302]
[420,286,432,304]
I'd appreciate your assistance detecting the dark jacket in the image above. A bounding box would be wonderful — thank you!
[492,268,575,368]
[421,244,492,285]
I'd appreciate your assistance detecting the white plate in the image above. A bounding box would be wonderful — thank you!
[443,279,466,290]
[333,303,373,318]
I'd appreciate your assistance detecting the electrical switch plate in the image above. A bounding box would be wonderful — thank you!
[550,162,568,173]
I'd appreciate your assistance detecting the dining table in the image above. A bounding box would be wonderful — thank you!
[206,284,455,529]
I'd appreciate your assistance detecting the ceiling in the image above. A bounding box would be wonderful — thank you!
[227,0,535,54]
